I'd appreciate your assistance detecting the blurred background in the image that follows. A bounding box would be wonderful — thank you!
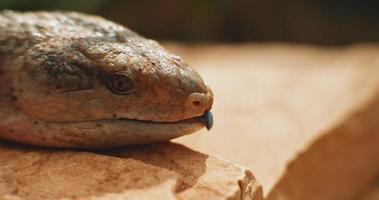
[1,1,379,200]
[1,0,379,45]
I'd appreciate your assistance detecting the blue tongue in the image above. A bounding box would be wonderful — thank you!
[204,111,213,130]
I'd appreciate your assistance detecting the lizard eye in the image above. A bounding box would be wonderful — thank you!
[107,74,134,95]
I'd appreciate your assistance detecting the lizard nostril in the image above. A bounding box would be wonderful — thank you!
[192,100,202,107]
[187,93,210,112]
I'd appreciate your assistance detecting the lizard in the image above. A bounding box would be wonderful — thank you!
[0,11,213,148]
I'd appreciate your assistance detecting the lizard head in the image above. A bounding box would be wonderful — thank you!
[11,37,213,147]
[73,37,214,123]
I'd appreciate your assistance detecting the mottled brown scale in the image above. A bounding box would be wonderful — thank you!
[0,11,213,148]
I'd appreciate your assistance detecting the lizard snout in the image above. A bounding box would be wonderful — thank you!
[186,92,213,114]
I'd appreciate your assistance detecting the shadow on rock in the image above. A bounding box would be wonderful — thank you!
[0,140,207,199]
[101,142,208,192]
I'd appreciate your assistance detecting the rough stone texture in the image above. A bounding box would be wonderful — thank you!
[169,44,379,200]
[0,142,262,200]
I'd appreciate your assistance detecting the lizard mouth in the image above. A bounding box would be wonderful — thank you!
[117,111,213,130]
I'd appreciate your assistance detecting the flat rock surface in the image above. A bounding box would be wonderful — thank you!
[0,142,262,200]
[168,43,379,200]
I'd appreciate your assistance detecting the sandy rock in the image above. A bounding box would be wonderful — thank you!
[0,142,262,200]
[170,44,379,200]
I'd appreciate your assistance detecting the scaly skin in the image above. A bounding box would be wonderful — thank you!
[0,11,213,148]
